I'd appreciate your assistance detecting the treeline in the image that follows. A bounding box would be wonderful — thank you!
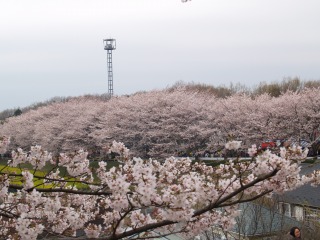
[253,77,320,97]
[1,77,319,121]
[171,77,320,98]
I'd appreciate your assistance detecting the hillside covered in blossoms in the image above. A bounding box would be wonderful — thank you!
[1,85,319,158]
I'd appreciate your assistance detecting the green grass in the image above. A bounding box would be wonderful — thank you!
[1,164,89,190]
[0,164,47,187]
[0,158,121,191]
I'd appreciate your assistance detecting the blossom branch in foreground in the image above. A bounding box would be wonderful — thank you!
[0,139,316,240]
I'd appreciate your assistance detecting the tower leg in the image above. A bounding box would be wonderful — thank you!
[107,50,113,96]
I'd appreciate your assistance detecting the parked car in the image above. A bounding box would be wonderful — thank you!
[260,140,277,150]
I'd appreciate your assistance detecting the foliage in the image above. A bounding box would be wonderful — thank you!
[13,109,22,117]
[253,77,320,97]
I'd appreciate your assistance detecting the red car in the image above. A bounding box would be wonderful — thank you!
[260,140,277,150]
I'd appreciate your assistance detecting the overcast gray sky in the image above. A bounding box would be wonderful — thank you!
[1,0,320,111]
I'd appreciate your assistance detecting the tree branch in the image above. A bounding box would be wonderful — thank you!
[193,168,278,217]
[8,184,114,196]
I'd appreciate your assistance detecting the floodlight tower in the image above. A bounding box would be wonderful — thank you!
[103,38,116,96]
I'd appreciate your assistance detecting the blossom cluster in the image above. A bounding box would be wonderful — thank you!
[225,141,242,150]
[60,149,91,177]
[11,145,53,168]
[0,139,318,240]
[107,140,130,159]
[0,136,10,154]
[0,175,9,201]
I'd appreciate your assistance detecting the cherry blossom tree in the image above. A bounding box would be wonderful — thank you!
[0,87,319,159]
[206,89,320,154]
[0,97,107,154]
[98,89,218,158]
[269,89,320,153]
[1,135,318,240]
[0,89,219,158]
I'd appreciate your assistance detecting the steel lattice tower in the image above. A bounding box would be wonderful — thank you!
[103,39,116,96]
